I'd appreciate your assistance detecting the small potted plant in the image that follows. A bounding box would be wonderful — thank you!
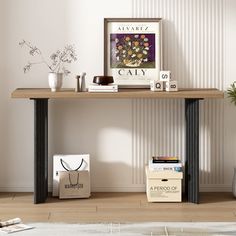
[227,82,236,106]
[19,40,77,92]
[227,81,236,197]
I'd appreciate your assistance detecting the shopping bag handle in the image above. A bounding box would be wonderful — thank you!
[69,172,80,187]
[60,158,84,171]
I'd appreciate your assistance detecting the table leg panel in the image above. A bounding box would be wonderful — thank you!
[34,99,48,204]
[185,99,200,204]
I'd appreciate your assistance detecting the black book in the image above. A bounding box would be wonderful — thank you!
[152,160,179,163]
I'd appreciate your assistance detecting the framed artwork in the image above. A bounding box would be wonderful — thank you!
[104,18,162,88]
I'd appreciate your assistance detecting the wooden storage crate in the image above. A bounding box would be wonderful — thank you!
[145,166,183,202]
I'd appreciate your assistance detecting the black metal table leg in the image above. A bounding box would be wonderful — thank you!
[185,99,200,204]
[33,99,48,204]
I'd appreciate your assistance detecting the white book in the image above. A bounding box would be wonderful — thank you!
[88,84,118,90]
[88,90,118,93]
[0,218,34,234]
[0,224,34,234]
[149,166,183,172]
[149,160,182,169]
[88,89,118,93]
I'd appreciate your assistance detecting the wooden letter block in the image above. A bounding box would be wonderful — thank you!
[150,80,164,92]
[160,70,171,82]
[166,81,178,92]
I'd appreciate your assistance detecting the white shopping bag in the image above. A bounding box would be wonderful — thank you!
[53,154,90,197]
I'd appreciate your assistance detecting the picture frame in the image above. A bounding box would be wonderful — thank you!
[104,18,162,88]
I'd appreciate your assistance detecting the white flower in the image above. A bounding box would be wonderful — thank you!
[131,54,136,58]
[136,48,140,52]
[116,56,120,60]
[128,42,131,46]
[143,50,147,55]
[115,38,119,43]
[134,35,139,38]
[143,58,148,62]
[145,47,149,50]
[144,38,149,42]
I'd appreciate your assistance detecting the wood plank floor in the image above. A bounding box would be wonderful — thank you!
[0,192,236,223]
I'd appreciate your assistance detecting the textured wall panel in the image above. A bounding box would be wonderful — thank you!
[131,0,224,188]
[132,0,224,89]
[132,99,185,185]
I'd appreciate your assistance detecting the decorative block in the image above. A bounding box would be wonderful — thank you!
[160,70,171,82]
[166,81,178,92]
[150,80,164,92]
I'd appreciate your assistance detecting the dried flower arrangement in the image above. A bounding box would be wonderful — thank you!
[19,40,77,75]
[113,34,152,68]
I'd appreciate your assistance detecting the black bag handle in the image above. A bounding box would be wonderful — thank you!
[69,172,80,187]
[60,158,84,171]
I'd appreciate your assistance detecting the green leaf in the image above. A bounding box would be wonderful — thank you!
[227,82,236,106]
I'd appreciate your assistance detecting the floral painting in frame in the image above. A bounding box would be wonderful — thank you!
[104,18,162,88]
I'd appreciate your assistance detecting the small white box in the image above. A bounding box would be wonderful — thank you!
[145,166,183,202]
[150,80,164,91]
[160,71,171,82]
[166,81,178,92]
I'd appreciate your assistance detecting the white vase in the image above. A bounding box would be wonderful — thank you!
[48,72,63,92]
[233,167,236,197]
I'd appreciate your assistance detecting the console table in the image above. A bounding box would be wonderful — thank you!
[11,88,224,204]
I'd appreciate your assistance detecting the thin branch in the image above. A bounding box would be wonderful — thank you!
[19,40,77,75]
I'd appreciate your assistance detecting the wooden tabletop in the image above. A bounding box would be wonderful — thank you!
[11,88,224,99]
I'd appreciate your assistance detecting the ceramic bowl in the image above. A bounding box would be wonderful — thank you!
[93,76,114,85]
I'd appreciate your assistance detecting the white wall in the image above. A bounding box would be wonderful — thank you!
[0,0,236,192]
[0,0,133,192]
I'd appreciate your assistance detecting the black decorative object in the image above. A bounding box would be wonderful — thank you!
[93,76,113,85]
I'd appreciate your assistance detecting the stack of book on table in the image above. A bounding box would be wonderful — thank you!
[88,84,118,92]
[148,156,182,172]
[146,156,183,202]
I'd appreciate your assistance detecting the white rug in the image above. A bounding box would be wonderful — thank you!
[2,222,236,235]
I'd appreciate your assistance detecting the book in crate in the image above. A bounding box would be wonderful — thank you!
[149,156,182,172]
